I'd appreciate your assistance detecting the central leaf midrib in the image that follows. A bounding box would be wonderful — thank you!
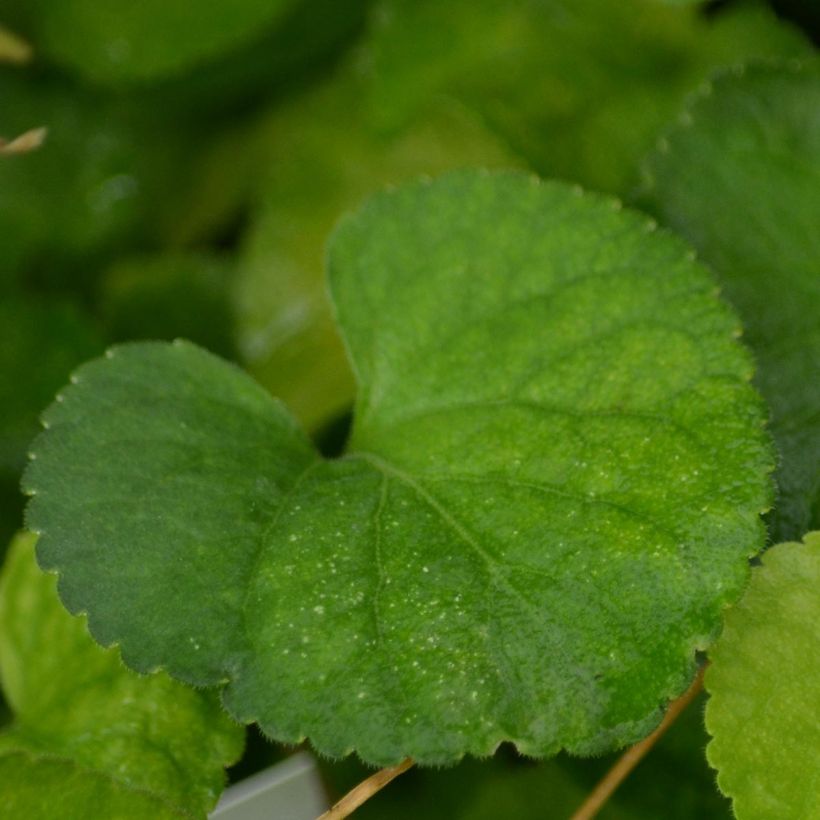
[349,451,560,627]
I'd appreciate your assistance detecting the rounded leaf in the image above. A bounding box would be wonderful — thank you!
[706,532,820,819]
[26,171,774,765]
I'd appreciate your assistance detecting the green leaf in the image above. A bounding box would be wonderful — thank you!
[638,60,820,541]
[362,0,808,193]
[0,532,244,817]
[0,751,185,819]
[26,170,773,766]
[18,0,298,85]
[236,75,522,431]
[705,531,820,820]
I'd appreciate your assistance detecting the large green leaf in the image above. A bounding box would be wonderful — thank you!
[0,532,244,817]
[26,171,773,766]
[363,0,808,194]
[705,531,820,820]
[16,0,298,85]
[236,75,521,431]
[638,60,820,541]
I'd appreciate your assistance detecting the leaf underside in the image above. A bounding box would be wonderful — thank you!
[639,59,820,542]
[25,170,773,765]
[705,531,820,820]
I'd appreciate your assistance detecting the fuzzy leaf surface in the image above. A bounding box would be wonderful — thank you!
[639,60,820,541]
[0,532,244,817]
[705,532,820,819]
[26,171,773,765]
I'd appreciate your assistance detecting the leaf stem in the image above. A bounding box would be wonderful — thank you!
[0,127,47,156]
[569,665,706,820]
[317,758,414,820]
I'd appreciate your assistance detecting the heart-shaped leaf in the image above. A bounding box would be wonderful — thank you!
[705,531,820,820]
[25,170,773,765]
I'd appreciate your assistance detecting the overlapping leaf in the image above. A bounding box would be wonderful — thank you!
[639,59,820,541]
[0,532,244,818]
[705,532,820,819]
[363,0,808,193]
[26,171,773,765]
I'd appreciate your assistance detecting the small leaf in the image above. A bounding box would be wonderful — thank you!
[705,531,820,820]
[19,0,298,85]
[638,60,820,541]
[26,170,774,765]
[0,532,244,816]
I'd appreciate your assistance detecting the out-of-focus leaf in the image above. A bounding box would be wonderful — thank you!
[236,75,522,431]
[134,0,374,119]
[0,532,244,818]
[99,252,236,359]
[706,532,820,819]
[17,0,299,85]
[0,76,146,289]
[639,59,820,541]
[363,0,808,193]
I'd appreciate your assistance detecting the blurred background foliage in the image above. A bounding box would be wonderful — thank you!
[0,0,816,815]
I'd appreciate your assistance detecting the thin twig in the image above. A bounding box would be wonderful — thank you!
[570,665,706,820]
[0,127,47,156]
[318,757,414,820]
[0,25,32,64]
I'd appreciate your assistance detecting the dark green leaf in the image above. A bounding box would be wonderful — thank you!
[638,59,820,540]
